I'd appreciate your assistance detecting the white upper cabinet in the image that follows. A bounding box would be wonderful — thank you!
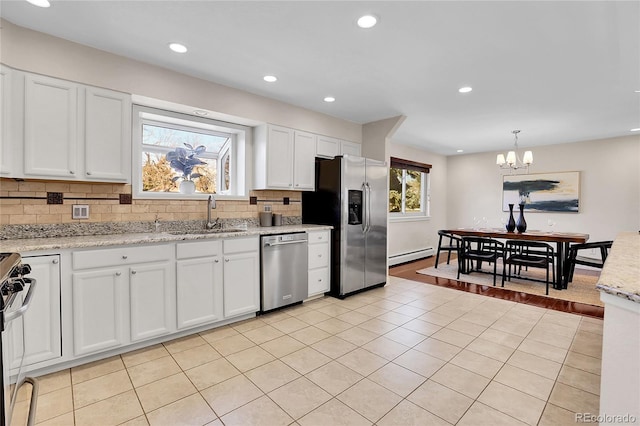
[340,140,362,156]
[18,70,131,182]
[316,135,340,159]
[293,130,316,190]
[24,73,79,178]
[264,124,294,189]
[254,124,316,191]
[0,65,14,176]
[316,134,361,159]
[84,87,131,181]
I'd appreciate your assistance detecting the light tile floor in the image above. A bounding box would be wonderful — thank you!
[28,276,603,425]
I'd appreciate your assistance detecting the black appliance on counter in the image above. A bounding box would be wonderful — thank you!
[0,253,38,426]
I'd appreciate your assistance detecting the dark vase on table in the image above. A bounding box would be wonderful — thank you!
[516,203,527,233]
[506,204,516,232]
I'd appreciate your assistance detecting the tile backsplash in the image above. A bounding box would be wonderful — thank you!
[0,179,301,226]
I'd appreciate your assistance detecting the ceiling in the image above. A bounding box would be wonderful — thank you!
[2,1,639,155]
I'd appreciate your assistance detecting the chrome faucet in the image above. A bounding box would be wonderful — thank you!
[205,195,218,229]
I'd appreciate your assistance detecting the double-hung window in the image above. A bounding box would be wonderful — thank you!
[132,105,248,199]
[389,157,431,217]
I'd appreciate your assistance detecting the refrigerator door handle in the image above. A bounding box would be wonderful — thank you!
[361,182,367,233]
[365,182,372,233]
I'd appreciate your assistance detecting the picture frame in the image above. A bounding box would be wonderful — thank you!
[502,171,580,213]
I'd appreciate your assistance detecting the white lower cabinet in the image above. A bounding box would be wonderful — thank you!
[23,236,262,371]
[71,244,174,356]
[176,240,224,329]
[129,262,174,342]
[9,255,62,372]
[72,268,127,356]
[223,237,260,318]
[307,230,331,297]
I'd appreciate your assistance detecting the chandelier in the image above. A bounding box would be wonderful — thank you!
[496,130,533,171]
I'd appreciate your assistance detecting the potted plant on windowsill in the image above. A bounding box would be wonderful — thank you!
[166,143,207,194]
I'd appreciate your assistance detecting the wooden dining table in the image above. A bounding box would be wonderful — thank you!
[444,228,589,290]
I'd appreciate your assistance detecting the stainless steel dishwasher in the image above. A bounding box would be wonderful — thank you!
[261,232,308,312]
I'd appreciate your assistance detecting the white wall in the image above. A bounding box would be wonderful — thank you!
[446,135,640,241]
[0,19,361,143]
[387,142,448,257]
[362,116,405,161]
[5,20,638,247]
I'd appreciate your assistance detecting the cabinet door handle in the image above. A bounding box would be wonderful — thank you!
[318,254,322,257]
[69,170,75,175]
[122,255,128,259]
[131,270,137,275]
[214,259,219,263]
[225,259,230,262]
[115,272,121,276]
[52,259,59,264]
[318,278,322,282]
[86,171,92,175]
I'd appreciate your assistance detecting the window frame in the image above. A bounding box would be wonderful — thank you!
[389,157,431,219]
[132,105,249,200]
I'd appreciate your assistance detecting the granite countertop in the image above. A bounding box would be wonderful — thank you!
[0,224,332,253]
[596,232,640,303]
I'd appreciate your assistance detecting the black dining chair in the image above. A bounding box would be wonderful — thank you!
[458,236,504,286]
[564,240,613,287]
[435,230,462,268]
[502,240,555,295]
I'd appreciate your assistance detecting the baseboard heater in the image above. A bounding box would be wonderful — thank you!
[388,247,435,266]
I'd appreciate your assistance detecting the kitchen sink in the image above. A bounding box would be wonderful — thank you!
[166,229,246,235]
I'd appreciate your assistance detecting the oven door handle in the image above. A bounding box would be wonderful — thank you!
[4,278,36,323]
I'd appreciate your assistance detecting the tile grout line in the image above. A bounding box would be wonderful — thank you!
[51,276,602,426]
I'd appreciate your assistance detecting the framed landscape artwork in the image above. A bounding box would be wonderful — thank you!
[502,171,580,213]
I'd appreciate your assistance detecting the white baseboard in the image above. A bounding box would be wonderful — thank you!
[388,248,435,266]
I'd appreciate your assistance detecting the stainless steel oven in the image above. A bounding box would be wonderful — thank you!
[0,253,38,426]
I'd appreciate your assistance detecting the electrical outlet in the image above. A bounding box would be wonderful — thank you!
[72,204,90,220]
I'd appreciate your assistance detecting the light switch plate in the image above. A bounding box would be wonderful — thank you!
[72,204,90,220]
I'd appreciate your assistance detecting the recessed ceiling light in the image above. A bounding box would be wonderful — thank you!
[168,43,188,53]
[26,0,50,7]
[459,86,473,93]
[631,128,640,132]
[324,96,336,103]
[263,75,277,83]
[457,149,464,153]
[357,15,378,29]
[194,110,208,116]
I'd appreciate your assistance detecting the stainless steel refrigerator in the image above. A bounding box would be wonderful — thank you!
[302,155,387,298]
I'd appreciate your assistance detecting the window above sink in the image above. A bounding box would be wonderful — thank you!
[132,105,250,200]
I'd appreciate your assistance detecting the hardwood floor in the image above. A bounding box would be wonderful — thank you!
[388,255,604,319]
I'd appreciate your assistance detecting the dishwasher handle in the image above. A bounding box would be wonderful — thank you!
[264,239,308,247]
